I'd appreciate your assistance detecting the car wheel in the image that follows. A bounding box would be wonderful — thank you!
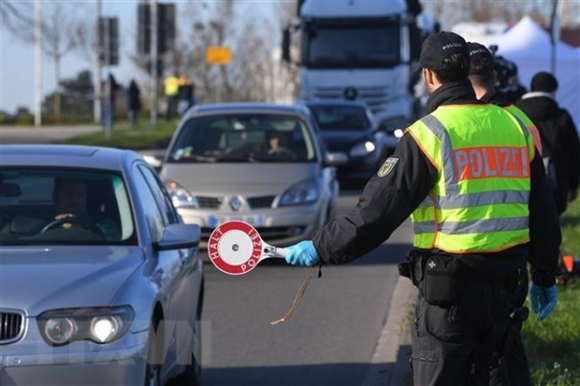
[144,319,162,386]
[167,307,202,386]
[168,351,201,386]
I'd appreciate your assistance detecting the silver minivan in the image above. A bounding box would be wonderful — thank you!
[159,103,344,248]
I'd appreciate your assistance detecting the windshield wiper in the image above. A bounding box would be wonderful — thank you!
[169,154,216,163]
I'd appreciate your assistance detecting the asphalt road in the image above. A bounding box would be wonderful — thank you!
[200,190,415,386]
[1,126,415,385]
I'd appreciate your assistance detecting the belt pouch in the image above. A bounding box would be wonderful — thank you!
[421,255,462,307]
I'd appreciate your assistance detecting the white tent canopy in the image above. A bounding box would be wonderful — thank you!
[454,16,580,131]
[487,16,580,129]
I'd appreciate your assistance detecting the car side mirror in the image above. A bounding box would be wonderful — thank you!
[142,154,163,173]
[154,223,200,251]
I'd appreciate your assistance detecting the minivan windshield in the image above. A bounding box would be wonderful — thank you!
[167,113,317,163]
[308,105,372,132]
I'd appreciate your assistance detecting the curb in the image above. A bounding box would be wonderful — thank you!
[361,275,417,386]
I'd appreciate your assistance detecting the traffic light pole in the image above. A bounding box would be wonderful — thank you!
[34,0,42,127]
[94,0,102,124]
[150,0,158,127]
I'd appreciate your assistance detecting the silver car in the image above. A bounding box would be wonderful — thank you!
[0,145,203,386]
[159,103,342,248]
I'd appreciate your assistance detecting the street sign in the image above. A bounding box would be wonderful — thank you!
[206,46,232,65]
[207,221,287,275]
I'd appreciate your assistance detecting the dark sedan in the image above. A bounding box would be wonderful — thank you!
[0,145,203,386]
[302,100,389,182]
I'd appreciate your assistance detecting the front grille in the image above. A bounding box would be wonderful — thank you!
[197,196,222,209]
[0,310,25,344]
[312,85,390,115]
[247,196,275,209]
[201,226,306,243]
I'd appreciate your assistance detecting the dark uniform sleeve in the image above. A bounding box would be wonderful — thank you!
[312,133,438,264]
[528,149,562,287]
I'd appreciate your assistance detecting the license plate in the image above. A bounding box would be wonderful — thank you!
[209,215,263,228]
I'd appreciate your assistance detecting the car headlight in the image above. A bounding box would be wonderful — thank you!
[165,180,199,208]
[279,178,319,206]
[37,306,134,346]
[349,141,376,157]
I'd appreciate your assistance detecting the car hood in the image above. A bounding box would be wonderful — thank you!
[0,246,144,316]
[162,163,318,195]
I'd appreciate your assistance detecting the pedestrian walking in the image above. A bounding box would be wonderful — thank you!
[283,32,561,386]
[516,71,580,216]
[467,41,544,386]
[164,73,180,121]
[101,73,118,130]
[178,75,195,117]
[126,80,142,128]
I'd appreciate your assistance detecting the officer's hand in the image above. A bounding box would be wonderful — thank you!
[529,283,557,321]
[285,240,320,266]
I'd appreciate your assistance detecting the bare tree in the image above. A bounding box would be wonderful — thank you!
[0,0,89,119]
[422,0,553,31]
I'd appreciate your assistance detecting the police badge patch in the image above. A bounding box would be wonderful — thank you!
[377,157,399,177]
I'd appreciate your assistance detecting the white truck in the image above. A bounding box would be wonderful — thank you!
[283,0,435,148]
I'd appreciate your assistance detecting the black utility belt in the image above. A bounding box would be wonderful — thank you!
[398,252,517,307]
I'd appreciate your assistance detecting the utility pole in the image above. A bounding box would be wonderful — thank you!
[94,0,102,124]
[34,0,42,127]
[550,0,564,75]
[150,0,158,126]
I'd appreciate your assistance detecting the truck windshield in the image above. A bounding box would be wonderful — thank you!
[304,24,401,69]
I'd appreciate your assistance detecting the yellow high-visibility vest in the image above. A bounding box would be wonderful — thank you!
[164,76,180,96]
[407,104,535,253]
[505,104,543,155]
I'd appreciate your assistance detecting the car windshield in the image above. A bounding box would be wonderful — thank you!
[308,105,372,132]
[0,168,136,246]
[167,113,318,163]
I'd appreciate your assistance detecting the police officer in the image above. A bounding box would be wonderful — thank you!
[283,31,561,385]
[164,74,180,120]
[467,41,546,386]
[468,42,542,155]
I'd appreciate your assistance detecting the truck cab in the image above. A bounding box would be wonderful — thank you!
[284,0,433,146]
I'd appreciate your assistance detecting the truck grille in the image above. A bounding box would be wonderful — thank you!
[0,310,25,344]
[312,85,390,115]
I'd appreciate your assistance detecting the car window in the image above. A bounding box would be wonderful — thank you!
[132,165,166,242]
[0,168,136,245]
[137,165,179,225]
[308,105,371,132]
[167,113,318,163]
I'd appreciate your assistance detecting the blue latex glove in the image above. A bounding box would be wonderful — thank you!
[529,283,557,321]
[285,240,320,266]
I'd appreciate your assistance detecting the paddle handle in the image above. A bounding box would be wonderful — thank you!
[263,245,288,259]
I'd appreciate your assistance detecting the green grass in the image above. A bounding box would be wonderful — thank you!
[59,120,179,150]
[525,198,580,385]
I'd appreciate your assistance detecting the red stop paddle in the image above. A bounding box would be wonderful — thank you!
[207,220,318,324]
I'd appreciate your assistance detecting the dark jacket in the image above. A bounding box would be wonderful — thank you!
[126,81,142,111]
[516,92,580,215]
[312,80,561,287]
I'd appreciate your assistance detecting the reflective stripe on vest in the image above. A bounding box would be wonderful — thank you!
[506,104,543,155]
[407,104,534,253]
